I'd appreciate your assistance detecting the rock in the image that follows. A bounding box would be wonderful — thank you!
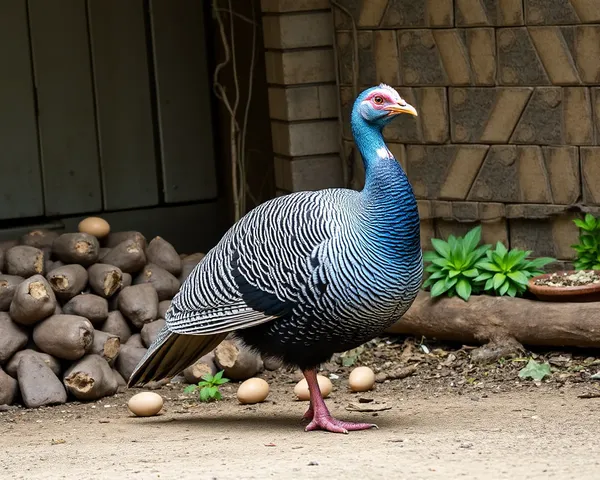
[125,333,144,348]
[183,352,217,384]
[63,354,119,401]
[214,339,264,381]
[100,311,132,343]
[0,367,18,405]
[0,312,28,362]
[4,349,61,378]
[17,355,67,408]
[114,344,147,382]
[158,300,171,319]
[140,319,166,348]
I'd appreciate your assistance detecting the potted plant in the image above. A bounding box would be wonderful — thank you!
[527,214,600,302]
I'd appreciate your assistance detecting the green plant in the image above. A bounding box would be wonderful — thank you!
[183,370,230,402]
[422,226,490,301]
[571,213,600,270]
[518,358,551,381]
[474,242,555,297]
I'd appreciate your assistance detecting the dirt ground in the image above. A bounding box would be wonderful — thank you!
[2,337,600,480]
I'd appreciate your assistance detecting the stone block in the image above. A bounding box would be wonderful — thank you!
[569,0,600,22]
[398,30,448,86]
[571,26,600,84]
[382,0,453,27]
[497,28,550,85]
[406,145,489,200]
[262,12,333,49]
[270,120,339,157]
[450,87,532,143]
[261,0,330,12]
[432,201,453,219]
[506,204,569,218]
[384,87,448,144]
[420,219,435,252]
[417,200,432,219]
[434,220,479,241]
[510,87,594,145]
[509,214,579,260]
[479,203,506,220]
[432,29,496,85]
[525,0,582,24]
[481,220,509,246]
[564,87,594,145]
[581,147,600,204]
[543,146,581,204]
[452,202,479,221]
[455,0,523,25]
[398,29,494,86]
[468,146,579,204]
[268,85,338,121]
[594,88,600,142]
[511,88,562,144]
[528,27,581,84]
[374,30,399,85]
[274,155,344,192]
[336,31,376,86]
[265,49,335,85]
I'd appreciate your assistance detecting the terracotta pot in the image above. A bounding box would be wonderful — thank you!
[527,270,600,302]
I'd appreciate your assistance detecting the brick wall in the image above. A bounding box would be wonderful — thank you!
[261,0,344,194]
[332,0,600,264]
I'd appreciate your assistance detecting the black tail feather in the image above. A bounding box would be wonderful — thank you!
[127,325,227,387]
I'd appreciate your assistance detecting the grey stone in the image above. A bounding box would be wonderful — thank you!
[17,355,67,408]
[0,312,28,363]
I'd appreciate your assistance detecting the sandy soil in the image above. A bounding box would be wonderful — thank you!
[2,338,600,480]
[1,382,599,479]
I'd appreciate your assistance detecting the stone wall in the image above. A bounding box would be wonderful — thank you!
[332,0,600,263]
[260,0,600,265]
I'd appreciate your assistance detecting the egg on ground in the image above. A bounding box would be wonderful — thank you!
[78,216,111,238]
[293,374,332,401]
[348,366,375,392]
[128,391,164,417]
[237,377,269,404]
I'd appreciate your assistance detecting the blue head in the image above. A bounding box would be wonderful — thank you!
[351,84,417,135]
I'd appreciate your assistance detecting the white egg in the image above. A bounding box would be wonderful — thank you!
[237,377,270,404]
[128,391,164,417]
[348,366,376,392]
[293,374,332,401]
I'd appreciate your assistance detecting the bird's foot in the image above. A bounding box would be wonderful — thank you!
[304,415,378,434]
[301,406,314,422]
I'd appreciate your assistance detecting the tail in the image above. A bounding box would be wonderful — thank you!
[127,324,227,387]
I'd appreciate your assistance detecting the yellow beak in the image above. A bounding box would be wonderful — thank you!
[383,102,418,117]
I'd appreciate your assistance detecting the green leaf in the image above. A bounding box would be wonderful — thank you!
[197,381,210,388]
[526,257,556,269]
[213,390,222,401]
[430,238,451,259]
[207,386,218,397]
[462,268,479,278]
[484,278,495,291]
[201,373,214,382]
[493,273,506,290]
[183,385,197,394]
[473,272,493,282]
[498,280,510,296]
[505,249,528,270]
[199,387,211,402]
[215,377,230,385]
[476,261,502,272]
[455,278,472,301]
[573,219,588,230]
[507,284,517,297]
[422,251,440,262]
[430,279,451,297]
[584,213,597,229]
[431,258,450,269]
[444,276,458,289]
[448,269,461,278]
[462,226,482,253]
[494,241,508,257]
[507,271,529,286]
[213,370,224,382]
[518,359,551,381]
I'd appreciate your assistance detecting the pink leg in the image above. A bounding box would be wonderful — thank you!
[302,400,314,421]
[302,368,378,434]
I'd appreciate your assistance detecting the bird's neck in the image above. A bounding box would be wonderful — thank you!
[352,120,421,259]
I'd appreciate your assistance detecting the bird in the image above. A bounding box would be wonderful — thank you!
[128,84,422,434]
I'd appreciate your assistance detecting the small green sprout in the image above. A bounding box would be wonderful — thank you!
[183,370,230,402]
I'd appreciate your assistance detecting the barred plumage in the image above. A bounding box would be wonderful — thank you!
[128,85,422,434]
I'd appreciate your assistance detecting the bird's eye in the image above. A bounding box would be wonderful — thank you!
[373,96,384,105]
